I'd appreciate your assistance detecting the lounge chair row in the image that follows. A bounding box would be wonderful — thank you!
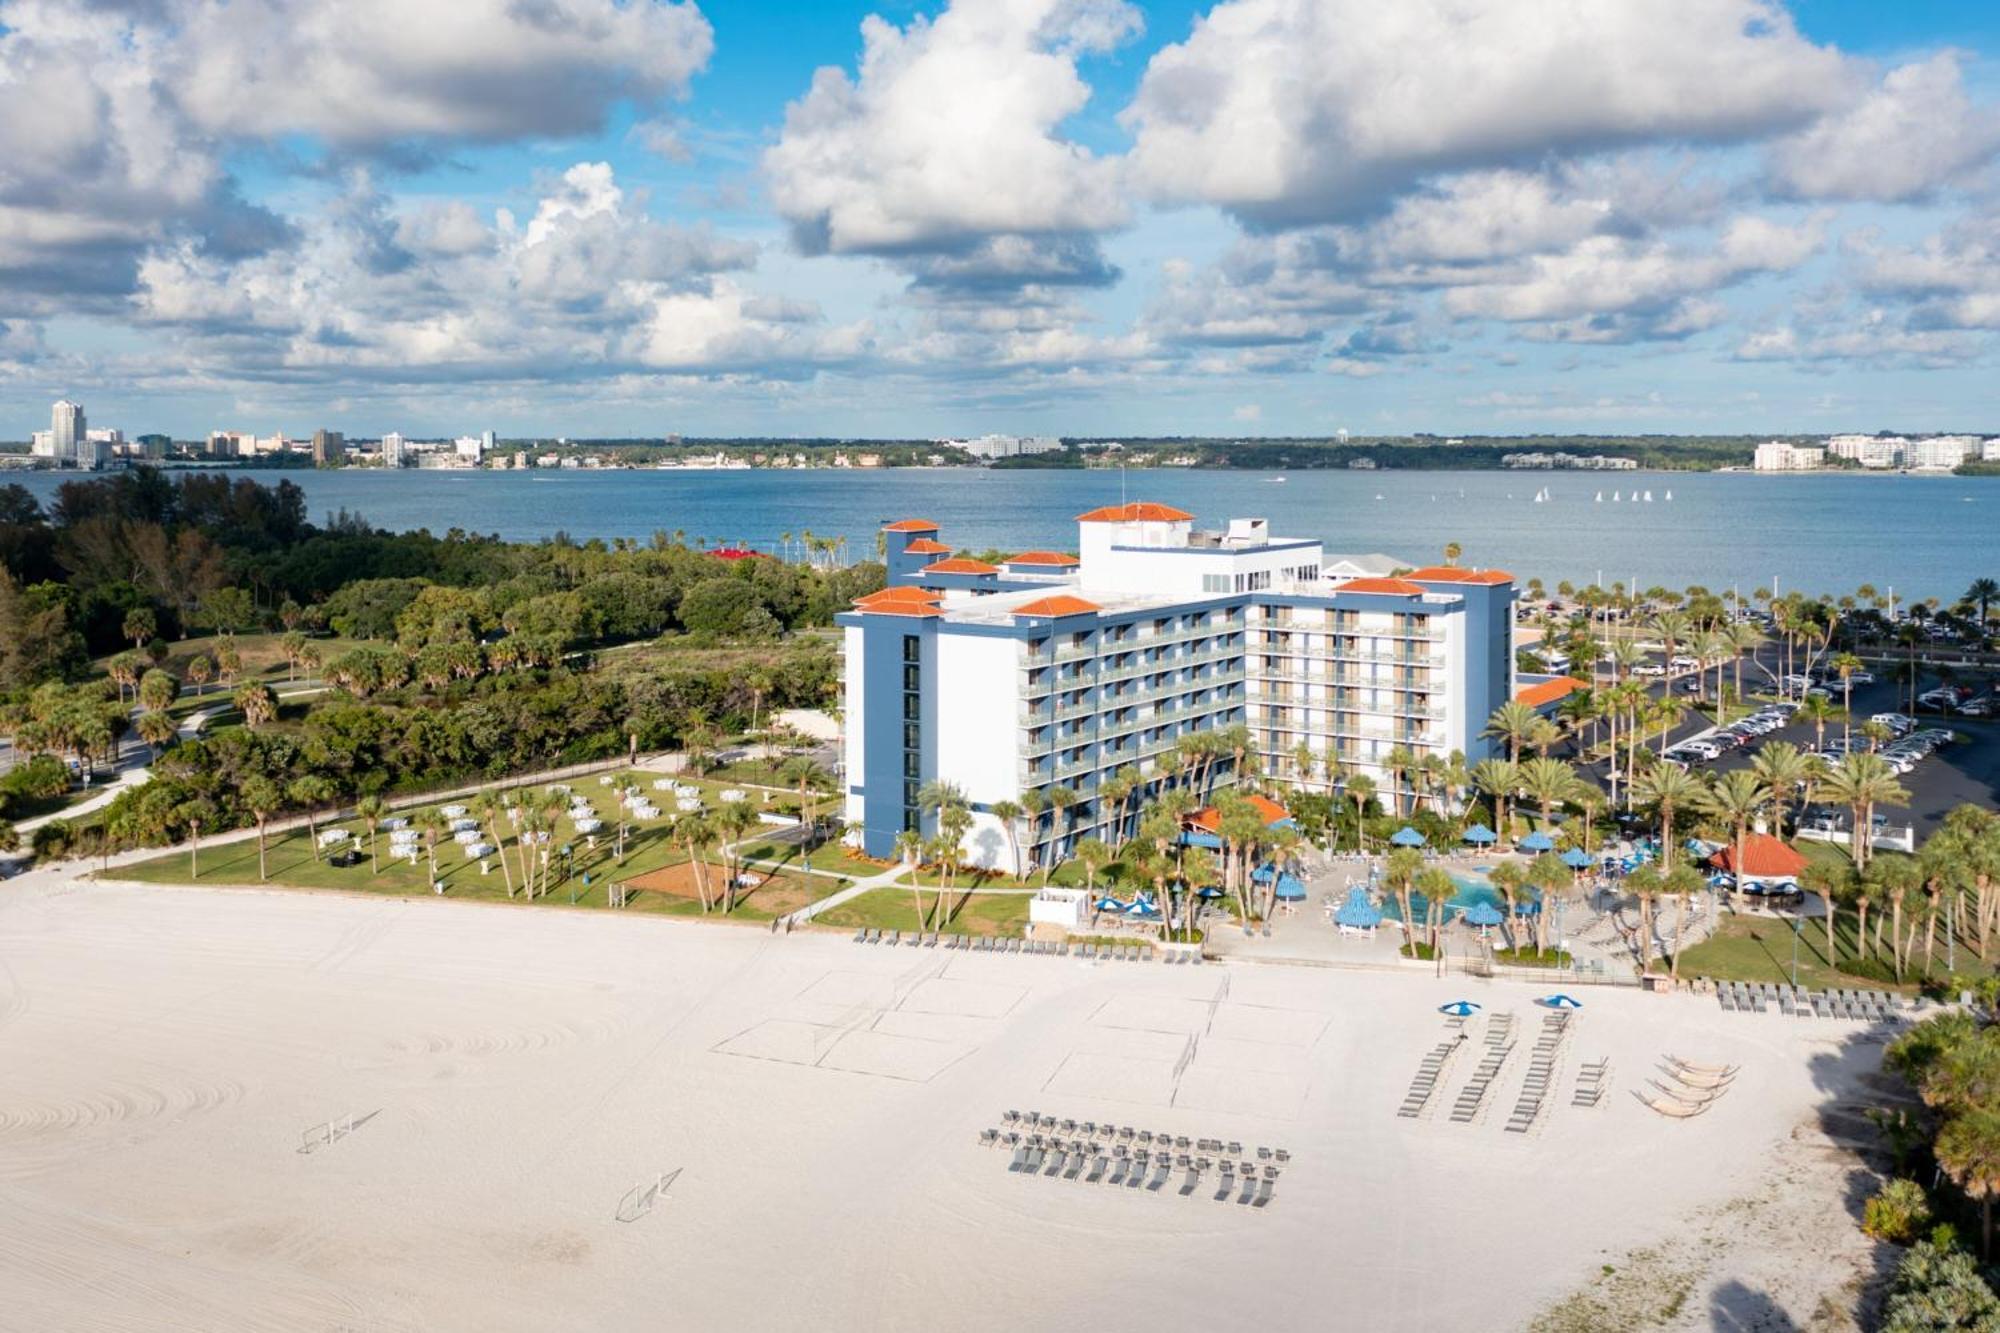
[984,1132,1280,1205]
[1397,1038,1464,1119]
[1716,980,1905,1022]
[994,1113,1288,1161]
[1505,1013,1572,1134]
[1451,1037,1515,1124]
[847,928,1198,963]
[1572,1057,1610,1109]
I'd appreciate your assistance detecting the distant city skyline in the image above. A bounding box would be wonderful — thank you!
[4,1,2000,438]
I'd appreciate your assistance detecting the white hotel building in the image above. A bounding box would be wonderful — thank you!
[838,504,1515,871]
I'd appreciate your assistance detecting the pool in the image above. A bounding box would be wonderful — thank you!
[1381,875,1539,922]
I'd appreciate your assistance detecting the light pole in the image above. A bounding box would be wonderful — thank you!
[1790,911,1803,989]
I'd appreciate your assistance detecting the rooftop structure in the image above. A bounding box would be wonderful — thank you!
[839,505,1515,869]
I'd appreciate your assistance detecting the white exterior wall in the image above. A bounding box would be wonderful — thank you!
[1437,609,1470,758]
[934,631,1025,872]
[841,624,867,830]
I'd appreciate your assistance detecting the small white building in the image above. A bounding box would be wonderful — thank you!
[1826,434,1906,468]
[1908,436,1978,471]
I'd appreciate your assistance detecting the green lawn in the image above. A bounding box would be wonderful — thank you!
[110,768,850,923]
[1662,909,1989,993]
[737,838,891,882]
[816,885,1037,937]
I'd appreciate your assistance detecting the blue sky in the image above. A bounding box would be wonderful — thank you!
[5,0,2000,439]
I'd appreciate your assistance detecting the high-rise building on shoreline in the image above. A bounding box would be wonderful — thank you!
[838,504,1514,870]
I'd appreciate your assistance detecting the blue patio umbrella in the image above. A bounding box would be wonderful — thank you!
[1438,1000,1482,1017]
[1195,885,1225,900]
[1462,824,1498,844]
[1095,896,1126,912]
[1390,826,1427,848]
[1251,862,1276,884]
[1334,887,1383,929]
[1518,830,1556,852]
[1180,830,1223,849]
[1537,994,1584,1009]
[1561,848,1594,869]
[1274,872,1307,902]
[1460,901,1505,928]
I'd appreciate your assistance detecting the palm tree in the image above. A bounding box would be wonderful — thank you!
[1800,857,1855,968]
[1482,700,1539,763]
[893,827,924,926]
[242,776,281,881]
[1101,766,1139,848]
[1384,846,1423,957]
[1964,576,2000,631]
[1382,744,1414,819]
[1044,785,1078,874]
[1625,862,1663,974]
[234,683,277,729]
[1075,837,1113,899]
[1935,1108,2000,1260]
[1798,694,1841,750]
[1701,769,1769,912]
[1867,856,1920,980]
[1631,763,1703,871]
[179,798,217,878]
[1343,773,1375,852]
[714,800,761,914]
[136,710,177,758]
[288,775,336,861]
[990,799,1026,879]
[356,794,389,877]
[471,793,513,894]
[1822,753,1910,873]
[413,807,447,889]
[1517,756,1576,831]
[1416,865,1455,964]
[1750,742,1812,834]
[1489,860,1527,952]
[1469,758,1520,839]
[186,655,213,697]
[674,811,716,912]
[1662,862,1704,980]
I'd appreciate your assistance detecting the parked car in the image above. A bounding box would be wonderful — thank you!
[1871,712,1917,736]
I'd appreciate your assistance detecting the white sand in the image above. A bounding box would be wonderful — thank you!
[0,872,1892,1331]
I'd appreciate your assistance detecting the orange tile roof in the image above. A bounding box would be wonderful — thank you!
[882,519,940,532]
[853,585,943,609]
[1012,595,1100,618]
[1405,565,1515,585]
[1005,550,1081,566]
[922,557,1000,576]
[855,604,944,618]
[1337,577,1427,596]
[902,538,952,555]
[1711,834,1807,880]
[1514,675,1587,708]
[1185,793,1292,833]
[1075,502,1195,523]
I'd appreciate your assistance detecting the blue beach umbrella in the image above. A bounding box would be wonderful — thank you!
[1335,887,1383,929]
[1460,901,1504,928]
[1274,873,1307,902]
[1195,885,1224,900]
[1390,826,1427,848]
[1096,896,1126,912]
[1518,831,1556,853]
[1561,848,1594,869]
[1251,862,1276,884]
[1462,824,1498,845]
[1438,1000,1482,1017]
[1537,994,1584,1010]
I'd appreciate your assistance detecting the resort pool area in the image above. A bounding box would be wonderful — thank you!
[1380,874,1540,922]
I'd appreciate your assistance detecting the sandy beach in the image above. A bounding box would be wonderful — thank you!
[0,870,1894,1331]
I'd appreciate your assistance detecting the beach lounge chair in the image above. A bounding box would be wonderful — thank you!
[1636,1091,1711,1119]
[1003,1109,1020,1123]
[1216,1162,1236,1201]
[1086,1153,1108,1183]
[1129,1151,1151,1189]
[1180,1160,1201,1196]
[886,930,900,946]
[1009,1143,1031,1172]
[1191,952,1204,965]
[908,931,923,947]
[853,927,866,943]
[1064,1147,1086,1180]
[979,1128,998,1146]
[1253,1173,1275,1208]
[1044,1147,1068,1177]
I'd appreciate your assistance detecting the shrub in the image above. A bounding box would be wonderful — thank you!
[29,819,73,860]
[1864,1179,1933,1245]
[1880,1241,2000,1333]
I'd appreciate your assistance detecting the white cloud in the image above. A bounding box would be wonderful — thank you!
[764,0,1138,255]
[1768,53,2000,202]
[129,164,859,385]
[166,0,713,149]
[1122,0,1849,225]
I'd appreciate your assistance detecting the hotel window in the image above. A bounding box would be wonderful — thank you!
[903,780,921,807]
[903,635,922,663]
[903,694,921,721]
[903,751,921,779]
[903,663,921,691]
[903,722,921,749]
[1202,574,1229,594]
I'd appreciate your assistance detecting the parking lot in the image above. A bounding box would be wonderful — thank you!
[1583,647,2000,844]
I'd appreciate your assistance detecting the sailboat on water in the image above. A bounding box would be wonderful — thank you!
[1643,489,1654,502]
[1594,491,1603,502]
[1612,490,1622,501]
[1664,489,1673,501]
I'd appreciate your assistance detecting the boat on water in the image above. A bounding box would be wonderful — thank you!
[1613,491,1622,501]
[1664,489,1673,501]
[1643,489,1654,502]
[1594,491,1603,502]
[1374,493,1385,501]
[1267,476,1287,483]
